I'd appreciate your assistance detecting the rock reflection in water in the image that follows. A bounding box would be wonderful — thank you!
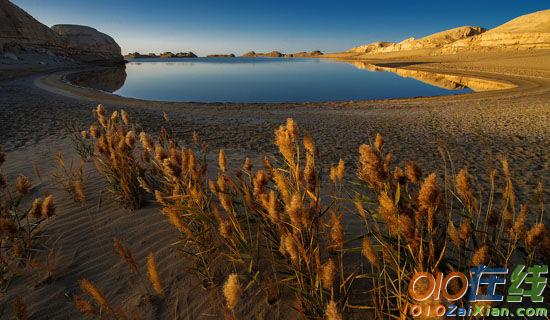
[67,66,127,92]
[348,61,516,92]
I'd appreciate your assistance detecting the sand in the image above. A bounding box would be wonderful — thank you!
[1,49,549,318]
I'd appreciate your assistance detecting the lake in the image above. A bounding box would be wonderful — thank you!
[75,58,486,103]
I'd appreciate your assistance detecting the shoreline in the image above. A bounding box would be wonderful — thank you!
[36,56,529,107]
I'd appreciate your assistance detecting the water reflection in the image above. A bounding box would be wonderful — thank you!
[348,62,516,92]
[66,59,514,102]
[67,66,127,93]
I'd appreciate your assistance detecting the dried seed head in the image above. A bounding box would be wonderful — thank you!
[330,212,345,250]
[29,198,43,218]
[15,175,31,195]
[223,274,241,311]
[303,133,315,154]
[336,159,345,181]
[357,144,385,188]
[378,192,398,225]
[253,170,269,196]
[499,155,510,177]
[362,237,378,267]
[456,168,473,204]
[139,132,153,152]
[393,167,406,185]
[287,192,303,229]
[75,179,86,203]
[147,253,163,295]
[121,110,130,125]
[374,133,384,151]
[273,170,290,204]
[304,151,316,191]
[163,208,194,239]
[113,239,138,273]
[286,118,298,139]
[74,294,97,315]
[512,204,528,239]
[89,124,99,138]
[404,161,422,184]
[125,131,135,148]
[275,125,295,166]
[218,149,227,173]
[418,173,440,211]
[79,279,115,316]
[41,195,55,217]
[459,220,471,241]
[96,104,106,117]
[325,300,342,320]
[110,110,119,123]
[242,157,252,172]
[471,245,489,266]
[354,199,366,218]
[219,221,232,239]
[448,221,462,249]
[526,223,546,248]
[281,234,299,262]
[321,259,336,289]
[267,190,279,223]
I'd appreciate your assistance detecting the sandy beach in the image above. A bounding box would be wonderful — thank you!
[1,48,549,318]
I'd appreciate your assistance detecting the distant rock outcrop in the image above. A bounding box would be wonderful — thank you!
[291,50,324,57]
[443,9,550,52]
[175,52,197,58]
[349,26,486,54]
[242,51,256,57]
[124,52,157,59]
[207,54,236,58]
[51,24,123,63]
[242,50,323,58]
[158,51,197,58]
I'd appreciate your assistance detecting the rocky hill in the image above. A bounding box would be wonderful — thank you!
[349,9,550,55]
[0,0,123,64]
[349,26,486,54]
[52,25,123,63]
[444,9,550,52]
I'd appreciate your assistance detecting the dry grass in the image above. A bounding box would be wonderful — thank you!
[0,148,56,288]
[52,106,549,319]
[52,151,86,204]
[81,106,147,210]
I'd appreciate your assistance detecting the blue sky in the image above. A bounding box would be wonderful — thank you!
[12,0,549,56]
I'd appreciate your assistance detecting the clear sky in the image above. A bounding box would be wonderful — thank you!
[12,0,549,56]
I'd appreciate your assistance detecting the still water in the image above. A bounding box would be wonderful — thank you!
[82,58,479,102]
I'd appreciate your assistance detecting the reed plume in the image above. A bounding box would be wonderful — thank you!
[74,294,97,315]
[362,237,378,267]
[147,253,163,295]
[113,239,138,273]
[325,299,342,320]
[321,259,336,289]
[79,279,115,316]
[223,273,241,311]
[15,175,31,195]
[471,245,489,266]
